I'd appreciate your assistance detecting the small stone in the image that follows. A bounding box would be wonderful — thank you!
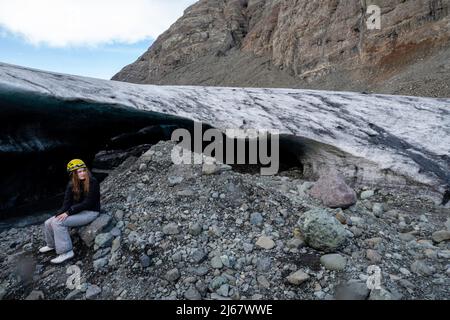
[140,254,151,268]
[110,227,121,237]
[85,285,102,300]
[256,257,271,272]
[437,250,450,259]
[424,249,437,259]
[202,163,218,175]
[256,236,275,250]
[139,163,147,171]
[298,181,315,196]
[250,212,264,226]
[111,237,121,253]
[93,258,108,270]
[65,290,82,300]
[286,238,305,249]
[165,268,181,282]
[242,243,254,253]
[366,249,382,264]
[360,190,375,200]
[194,266,209,276]
[162,223,179,235]
[334,280,369,300]
[411,260,434,276]
[372,203,385,217]
[431,230,450,243]
[210,256,223,269]
[184,287,202,300]
[216,284,229,297]
[350,226,363,237]
[369,288,394,300]
[398,222,413,233]
[168,176,183,186]
[210,276,227,290]
[335,211,347,224]
[94,233,113,249]
[286,270,310,285]
[257,275,270,289]
[189,223,202,236]
[320,254,347,271]
[365,237,382,248]
[220,255,232,268]
[399,233,416,242]
[115,210,124,221]
[25,290,44,300]
[399,268,411,276]
[191,249,208,264]
[172,252,182,263]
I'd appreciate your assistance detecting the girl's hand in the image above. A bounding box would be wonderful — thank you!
[56,213,68,221]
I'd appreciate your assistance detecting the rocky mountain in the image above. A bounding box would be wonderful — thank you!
[112,0,450,98]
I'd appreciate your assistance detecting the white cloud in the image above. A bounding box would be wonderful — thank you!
[0,0,197,47]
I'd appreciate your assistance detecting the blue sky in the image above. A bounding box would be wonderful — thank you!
[0,31,153,79]
[0,0,196,79]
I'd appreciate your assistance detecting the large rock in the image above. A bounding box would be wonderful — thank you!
[286,270,310,285]
[94,233,113,249]
[85,285,102,300]
[368,288,395,300]
[25,290,44,300]
[309,168,357,208]
[79,214,112,247]
[162,223,179,235]
[334,280,370,300]
[432,230,450,243]
[320,254,347,271]
[298,208,350,252]
[255,236,275,250]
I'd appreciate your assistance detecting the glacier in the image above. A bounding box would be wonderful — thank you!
[0,62,449,217]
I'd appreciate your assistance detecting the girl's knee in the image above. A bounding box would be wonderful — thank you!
[51,218,64,227]
[45,217,54,226]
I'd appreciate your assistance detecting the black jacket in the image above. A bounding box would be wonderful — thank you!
[56,174,101,216]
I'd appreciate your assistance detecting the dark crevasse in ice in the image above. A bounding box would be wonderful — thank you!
[0,86,194,219]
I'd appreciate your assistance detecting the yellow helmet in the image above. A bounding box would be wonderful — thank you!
[67,159,87,173]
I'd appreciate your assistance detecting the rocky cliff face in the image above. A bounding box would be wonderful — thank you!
[112,0,450,97]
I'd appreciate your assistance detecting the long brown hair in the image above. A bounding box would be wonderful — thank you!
[71,168,90,201]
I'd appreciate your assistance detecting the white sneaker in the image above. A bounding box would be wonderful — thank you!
[50,250,74,264]
[39,246,54,253]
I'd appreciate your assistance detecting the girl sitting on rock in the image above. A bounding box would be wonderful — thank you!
[39,159,100,264]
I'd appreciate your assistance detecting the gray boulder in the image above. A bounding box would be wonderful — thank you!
[334,280,370,300]
[298,208,350,252]
[320,254,347,271]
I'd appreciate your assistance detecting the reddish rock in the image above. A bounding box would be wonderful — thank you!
[309,168,357,208]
